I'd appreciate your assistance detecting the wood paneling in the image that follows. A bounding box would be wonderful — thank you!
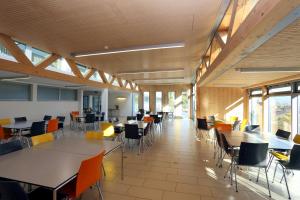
[196,87,245,120]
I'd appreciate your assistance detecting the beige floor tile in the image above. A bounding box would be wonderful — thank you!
[103,181,131,194]
[143,179,176,191]
[163,191,201,200]
[127,186,163,200]
[116,176,145,186]
[176,183,212,196]
[167,174,198,184]
[139,171,167,181]
[103,192,136,200]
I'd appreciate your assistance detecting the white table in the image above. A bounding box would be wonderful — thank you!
[0,137,123,200]
[2,121,33,136]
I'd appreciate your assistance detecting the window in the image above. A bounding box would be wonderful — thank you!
[89,71,102,82]
[132,93,139,115]
[143,92,150,111]
[77,63,89,76]
[250,89,263,96]
[269,96,291,133]
[60,89,77,101]
[268,84,291,94]
[46,58,74,76]
[249,97,262,126]
[182,91,189,118]
[155,91,162,112]
[37,86,77,101]
[168,92,175,112]
[31,48,50,65]
[37,86,59,101]
[0,82,31,101]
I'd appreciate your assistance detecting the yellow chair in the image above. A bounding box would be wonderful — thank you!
[31,133,54,146]
[230,116,238,123]
[240,119,248,131]
[0,118,11,126]
[100,122,115,137]
[85,131,104,140]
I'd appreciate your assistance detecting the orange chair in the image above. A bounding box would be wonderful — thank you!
[143,116,154,123]
[0,126,4,140]
[215,123,232,133]
[29,151,105,199]
[0,125,12,140]
[47,119,59,133]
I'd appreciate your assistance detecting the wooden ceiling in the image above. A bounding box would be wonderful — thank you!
[207,17,300,87]
[0,0,224,85]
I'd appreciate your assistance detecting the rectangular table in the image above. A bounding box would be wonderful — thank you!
[0,137,123,200]
[224,131,294,150]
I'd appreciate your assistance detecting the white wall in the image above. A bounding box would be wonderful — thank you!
[0,101,78,125]
[108,91,133,118]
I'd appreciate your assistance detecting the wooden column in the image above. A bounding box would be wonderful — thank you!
[243,89,249,120]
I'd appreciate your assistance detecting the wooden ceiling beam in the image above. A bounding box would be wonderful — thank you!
[65,59,83,79]
[110,76,116,84]
[128,81,134,90]
[215,33,225,48]
[0,33,34,67]
[227,0,239,41]
[98,70,108,83]
[36,53,60,69]
[117,77,124,88]
[198,0,298,87]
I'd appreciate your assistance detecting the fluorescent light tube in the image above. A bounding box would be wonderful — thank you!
[235,67,300,73]
[0,76,31,81]
[73,42,185,57]
[118,68,184,76]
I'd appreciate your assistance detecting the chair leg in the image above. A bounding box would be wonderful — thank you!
[281,166,291,199]
[96,182,104,200]
[224,157,233,179]
[102,164,106,177]
[267,154,274,172]
[234,163,238,192]
[256,168,260,182]
[264,168,271,198]
[272,162,279,183]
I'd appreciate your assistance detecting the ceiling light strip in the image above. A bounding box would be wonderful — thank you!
[73,42,185,57]
[117,68,184,76]
[235,67,300,73]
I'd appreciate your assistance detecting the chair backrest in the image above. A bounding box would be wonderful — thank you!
[245,125,259,133]
[197,118,208,130]
[56,116,65,122]
[144,116,154,123]
[75,151,105,197]
[85,114,95,123]
[71,111,80,116]
[0,140,23,156]
[238,142,268,166]
[287,145,300,169]
[230,116,238,123]
[0,126,4,140]
[232,120,240,131]
[14,117,27,123]
[85,131,104,140]
[0,181,29,200]
[214,129,223,149]
[215,123,232,133]
[293,134,300,144]
[220,134,232,154]
[31,133,54,146]
[125,124,140,139]
[146,111,151,114]
[240,119,248,131]
[136,114,143,121]
[43,115,52,121]
[275,129,291,140]
[101,122,115,137]
[0,118,11,126]
[30,121,46,136]
[127,116,137,121]
[47,119,59,132]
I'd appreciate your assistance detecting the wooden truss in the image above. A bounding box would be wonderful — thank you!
[0,33,138,92]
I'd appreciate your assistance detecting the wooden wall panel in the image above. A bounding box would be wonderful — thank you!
[196,87,245,120]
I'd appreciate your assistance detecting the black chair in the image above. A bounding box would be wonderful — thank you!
[84,114,96,130]
[127,116,137,121]
[56,116,65,132]
[196,118,209,139]
[245,125,259,133]
[146,111,150,114]
[43,115,52,121]
[0,181,29,200]
[267,129,291,171]
[0,140,23,156]
[274,145,300,199]
[125,124,142,154]
[136,114,143,121]
[14,117,27,123]
[23,121,45,147]
[233,142,271,197]
[150,114,162,131]
[139,109,145,115]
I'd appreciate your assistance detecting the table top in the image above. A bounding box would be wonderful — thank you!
[2,121,33,129]
[0,137,121,189]
[224,131,294,150]
[115,121,148,129]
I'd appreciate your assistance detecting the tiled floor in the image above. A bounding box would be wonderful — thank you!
[73,119,299,200]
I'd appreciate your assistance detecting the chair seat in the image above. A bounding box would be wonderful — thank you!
[271,151,288,161]
[234,157,267,167]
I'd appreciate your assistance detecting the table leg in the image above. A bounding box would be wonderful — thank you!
[121,143,124,180]
[53,189,57,200]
